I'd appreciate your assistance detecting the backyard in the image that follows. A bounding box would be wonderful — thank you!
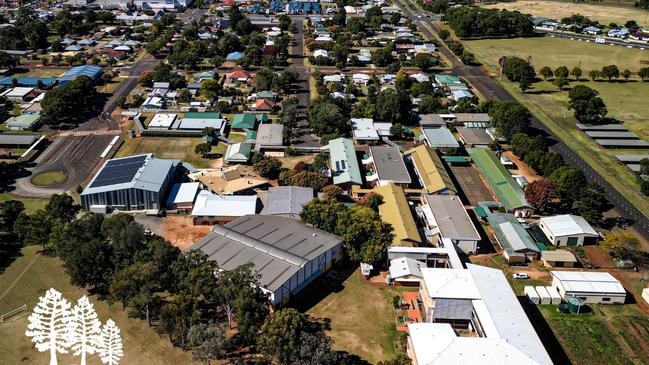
[0,246,198,365]
[295,268,413,364]
[538,304,649,364]
[0,193,49,214]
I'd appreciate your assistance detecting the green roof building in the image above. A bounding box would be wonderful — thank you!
[468,148,533,217]
[329,138,362,187]
[184,112,221,119]
[245,130,257,141]
[4,113,41,131]
[193,71,215,80]
[256,90,278,100]
[225,142,252,164]
[231,114,258,130]
[434,74,466,88]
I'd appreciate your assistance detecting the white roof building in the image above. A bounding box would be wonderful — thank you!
[408,323,540,365]
[352,73,371,85]
[389,257,425,283]
[550,271,626,304]
[148,113,177,129]
[539,214,599,246]
[313,49,329,58]
[323,74,344,83]
[351,118,379,141]
[191,190,258,219]
[415,264,553,365]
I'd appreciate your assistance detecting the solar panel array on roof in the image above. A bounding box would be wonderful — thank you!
[90,155,147,188]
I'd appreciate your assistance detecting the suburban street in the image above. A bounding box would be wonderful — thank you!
[394,0,649,240]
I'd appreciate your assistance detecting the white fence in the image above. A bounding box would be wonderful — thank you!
[0,304,27,324]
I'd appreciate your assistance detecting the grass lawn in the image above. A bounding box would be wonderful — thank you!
[115,137,212,168]
[279,155,315,169]
[481,0,647,28]
[538,304,649,364]
[302,269,411,363]
[30,171,68,187]
[0,193,48,214]
[464,37,649,73]
[11,68,66,79]
[0,246,197,365]
[463,37,649,221]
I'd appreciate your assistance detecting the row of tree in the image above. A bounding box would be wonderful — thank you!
[444,6,535,38]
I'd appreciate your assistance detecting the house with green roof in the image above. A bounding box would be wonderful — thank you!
[4,113,41,131]
[225,142,252,164]
[256,91,278,100]
[434,74,467,89]
[231,114,258,131]
[468,148,533,218]
[328,138,362,189]
[193,71,215,80]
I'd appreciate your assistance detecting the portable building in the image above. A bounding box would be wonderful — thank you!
[535,286,552,305]
[546,286,562,305]
[524,286,540,305]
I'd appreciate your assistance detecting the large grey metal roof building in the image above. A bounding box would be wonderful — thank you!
[190,215,344,305]
[81,154,177,211]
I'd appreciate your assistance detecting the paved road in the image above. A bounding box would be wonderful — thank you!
[10,8,208,198]
[394,0,649,239]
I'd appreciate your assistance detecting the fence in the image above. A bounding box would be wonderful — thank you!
[0,304,27,324]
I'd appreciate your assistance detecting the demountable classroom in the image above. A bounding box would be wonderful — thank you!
[524,286,540,304]
[546,286,562,305]
[535,286,552,305]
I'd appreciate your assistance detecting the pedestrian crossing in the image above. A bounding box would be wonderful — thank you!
[57,130,121,137]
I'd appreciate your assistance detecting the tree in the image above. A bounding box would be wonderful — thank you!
[188,323,227,365]
[554,65,569,79]
[540,66,553,80]
[570,66,582,80]
[280,170,329,191]
[254,157,282,179]
[438,29,450,40]
[232,277,270,345]
[322,185,343,200]
[158,294,199,349]
[601,232,639,251]
[487,101,531,140]
[101,214,145,269]
[525,179,557,214]
[568,85,607,123]
[0,200,24,232]
[300,199,347,233]
[25,288,73,365]
[502,56,535,84]
[14,210,51,251]
[307,98,347,136]
[572,184,607,224]
[258,308,311,364]
[553,76,569,90]
[418,96,442,114]
[374,89,412,124]
[640,158,649,176]
[109,262,160,325]
[98,319,123,365]
[336,206,393,264]
[550,166,587,205]
[357,192,384,211]
[621,69,632,81]
[176,89,192,103]
[68,296,102,365]
[200,79,221,100]
[589,69,601,81]
[600,65,620,81]
[194,143,211,157]
[45,194,79,223]
[278,14,291,31]
[638,67,649,81]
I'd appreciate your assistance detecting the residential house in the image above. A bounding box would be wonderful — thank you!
[224,143,253,164]
[329,138,363,190]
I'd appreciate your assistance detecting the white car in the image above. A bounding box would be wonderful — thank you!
[512,273,529,279]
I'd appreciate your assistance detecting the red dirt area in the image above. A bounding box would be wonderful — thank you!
[162,216,211,250]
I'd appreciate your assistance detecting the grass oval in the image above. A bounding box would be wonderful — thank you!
[30,171,68,187]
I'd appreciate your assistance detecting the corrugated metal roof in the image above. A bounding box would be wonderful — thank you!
[423,194,480,241]
[329,138,362,185]
[190,215,343,292]
[166,182,200,205]
[422,127,458,148]
[369,146,411,184]
[265,186,313,216]
[540,214,598,237]
[404,145,456,194]
[468,148,530,211]
[488,213,539,253]
[551,271,625,294]
[191,190,257,217]
[373,183,420,246]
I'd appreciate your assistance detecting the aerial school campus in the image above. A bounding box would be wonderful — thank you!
[1,0,649,364]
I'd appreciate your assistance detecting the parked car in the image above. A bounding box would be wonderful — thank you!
[512,273,529,279]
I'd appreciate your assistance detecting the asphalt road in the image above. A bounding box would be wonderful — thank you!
[394,0,649,239]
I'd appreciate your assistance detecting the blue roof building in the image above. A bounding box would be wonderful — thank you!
[225,52,244,61]
[59,65,103,84]
[0,77,57,88]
